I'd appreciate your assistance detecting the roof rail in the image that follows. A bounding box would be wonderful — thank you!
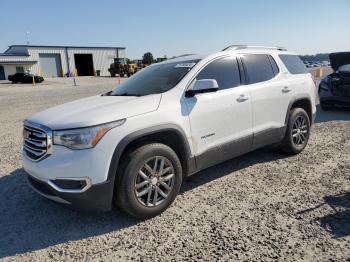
[222,45,287,51]
[172,53,196,59]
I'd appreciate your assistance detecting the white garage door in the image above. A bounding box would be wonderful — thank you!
[39,54,62,77]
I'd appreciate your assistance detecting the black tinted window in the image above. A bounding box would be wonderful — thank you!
[196,57,241,90]
[279,54,308,74]
[243,54,275,84]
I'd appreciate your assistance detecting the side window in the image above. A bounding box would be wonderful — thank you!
[242,54,275,84]
[196,57,241,90]
[279,54,308,74]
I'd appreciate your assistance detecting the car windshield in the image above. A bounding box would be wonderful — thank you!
[338,64,350,73]
[110,59,200,96]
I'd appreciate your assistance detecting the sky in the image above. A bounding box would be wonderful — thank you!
[0,0,349,59]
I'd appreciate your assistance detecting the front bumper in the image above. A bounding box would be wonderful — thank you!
[319,88,350,106]
[26,172,114,211]
[320,95,350,106]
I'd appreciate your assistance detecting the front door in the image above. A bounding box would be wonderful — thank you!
[184,56,253,170]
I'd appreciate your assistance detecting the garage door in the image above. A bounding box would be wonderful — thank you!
[39,54,62,77]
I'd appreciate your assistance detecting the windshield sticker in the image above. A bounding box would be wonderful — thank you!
[174,63,196,68]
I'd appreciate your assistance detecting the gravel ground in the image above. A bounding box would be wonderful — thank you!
[0,77,349,261]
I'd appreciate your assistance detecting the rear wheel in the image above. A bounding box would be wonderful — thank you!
[280,108,310,154]
[115,143,182,219]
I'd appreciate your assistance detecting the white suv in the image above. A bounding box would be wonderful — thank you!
[23,45,316,218]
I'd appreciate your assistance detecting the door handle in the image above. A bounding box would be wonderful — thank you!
[282,86,292,93]
[236,94,250,102]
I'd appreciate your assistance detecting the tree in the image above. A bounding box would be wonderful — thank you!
[142,52,154,65]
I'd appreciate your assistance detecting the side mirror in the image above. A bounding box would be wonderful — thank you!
[185,79,219,97]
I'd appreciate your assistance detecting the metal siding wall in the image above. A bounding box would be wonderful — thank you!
[0,47,126,77]
[0,55,30,62]
[117,49,126,60]
[0,56,37,76]
[3,65,31,79]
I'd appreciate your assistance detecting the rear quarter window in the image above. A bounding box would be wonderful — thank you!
[279,54,308,74]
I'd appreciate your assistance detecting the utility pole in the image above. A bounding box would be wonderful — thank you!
[26,30,30,45]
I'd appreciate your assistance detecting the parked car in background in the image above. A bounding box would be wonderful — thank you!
[319,52,350,110]
[322,60,331,67]
[8,73,44,83]
[23,45,316,218]
[304,61,317,68]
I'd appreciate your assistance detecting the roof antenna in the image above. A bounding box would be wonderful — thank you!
[26,30,30,45]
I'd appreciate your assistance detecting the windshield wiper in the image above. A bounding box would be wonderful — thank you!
[112,93,142,97]
[101,91,112,96]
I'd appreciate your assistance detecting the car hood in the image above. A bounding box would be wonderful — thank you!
[26,94,162,130]
[329,52,350,71]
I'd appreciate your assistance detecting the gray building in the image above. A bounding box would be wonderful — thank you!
[0,45,126,79]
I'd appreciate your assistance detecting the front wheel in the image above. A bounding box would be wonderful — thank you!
[115,143,183,219]
[280,108,310,155]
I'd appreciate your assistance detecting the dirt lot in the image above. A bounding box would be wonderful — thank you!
[0,77,349,261]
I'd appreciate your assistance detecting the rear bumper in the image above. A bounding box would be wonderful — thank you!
[26,172,114,211]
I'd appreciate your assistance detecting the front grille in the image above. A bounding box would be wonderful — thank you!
[332,78,350,97]
[23,122,52,161]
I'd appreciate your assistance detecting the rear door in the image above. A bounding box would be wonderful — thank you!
[278,54,313,100]
[184,56,253,169]
[241,54,292,145]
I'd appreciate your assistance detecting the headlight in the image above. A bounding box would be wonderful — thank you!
[53,119,126,149]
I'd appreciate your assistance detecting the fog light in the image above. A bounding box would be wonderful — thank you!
[50,179,88,190]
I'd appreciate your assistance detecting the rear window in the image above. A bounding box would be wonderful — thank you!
[279,54,308,74]
[242,54,276,84]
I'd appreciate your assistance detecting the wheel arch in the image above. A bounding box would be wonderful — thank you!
[107,124,195,186]
[285,96,313,126]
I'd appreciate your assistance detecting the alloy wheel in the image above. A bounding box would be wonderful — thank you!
[134,156,175,207]
[292,115,308,146]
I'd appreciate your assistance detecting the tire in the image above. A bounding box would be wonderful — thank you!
[280,108,310,155]
[115,143,183,219]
